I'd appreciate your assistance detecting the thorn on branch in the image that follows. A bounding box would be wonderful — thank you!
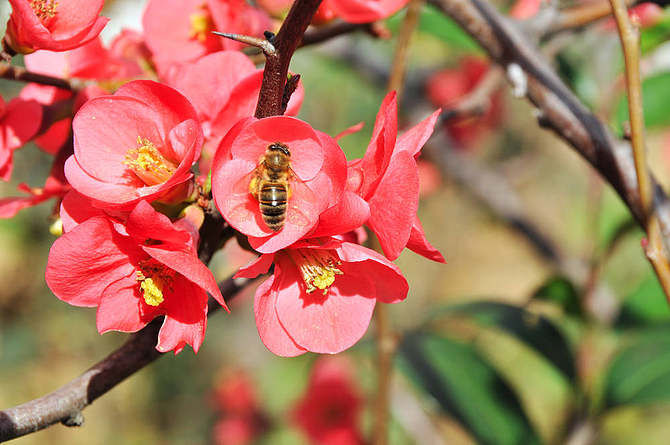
[281,74,301,114]
[212,31,276,56]
[61,412,84,428]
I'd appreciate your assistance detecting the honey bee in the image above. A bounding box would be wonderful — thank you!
[243,142,314,232]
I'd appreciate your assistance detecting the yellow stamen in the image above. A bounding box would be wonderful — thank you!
[124,136,177,185]
[291,249,343,295]
[30,0,58,22]
[140,277,165,306]
[188,5,214,43]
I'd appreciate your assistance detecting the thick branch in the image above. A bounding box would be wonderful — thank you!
[0,63,75,91]
[0,275,254,442]
[429,0,670,250]
[255,0,323,118]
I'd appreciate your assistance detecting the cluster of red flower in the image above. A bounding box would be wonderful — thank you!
[0,0,443,356]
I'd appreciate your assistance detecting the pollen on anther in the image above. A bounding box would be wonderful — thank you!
[30,0,58,22]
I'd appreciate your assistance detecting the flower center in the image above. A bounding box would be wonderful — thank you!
[290,249,343,295]
[30,0,58,23]
[124,136,177,186]
[189,5,214,43]
[135,259,175,307]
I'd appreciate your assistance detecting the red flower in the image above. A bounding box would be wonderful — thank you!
[65,80,203,209]
[164,51,303,173]
[509,0,541,19]
[211,116,345,253]
[0,95,43,181]
[293,357,364,445]
[347,91,445,262]
[236,237,407,356]
[45,200,227,354]
[325,0,409,23]
[426,57,502,148]
[5,0,108,53]
[142,0,270,74]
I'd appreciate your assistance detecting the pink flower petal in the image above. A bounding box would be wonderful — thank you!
[406,215,446,263]
[254,274,307,357]
[157,279,209,354]
[235,253,275,279]
[274,255,376,354]
[310,191,370,238]
[395,108,441,158]
[97,276,146,333]
[367,151,419,260]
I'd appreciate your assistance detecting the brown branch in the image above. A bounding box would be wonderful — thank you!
[428,0,670,250]
[255,0,324,118]
[0,275,255,442]
[544,0,638,36]
[300,21,384,47]
[0,62,75,91]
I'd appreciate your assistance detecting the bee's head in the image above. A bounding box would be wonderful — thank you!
[268,142,290,157]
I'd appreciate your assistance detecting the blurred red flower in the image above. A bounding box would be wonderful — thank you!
[293,356,364,445]
[5,0,108,53]
[45,200,227,354]
[65,80,203,209]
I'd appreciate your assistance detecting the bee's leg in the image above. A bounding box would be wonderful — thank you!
[248,176,260,199]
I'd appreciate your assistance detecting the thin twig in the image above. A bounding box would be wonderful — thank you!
[0,275,255,442]
[609,0,670,300]
[0,62,75,91]
[544,0,637,37]
[300,21,383,46]
[372,2,424,444]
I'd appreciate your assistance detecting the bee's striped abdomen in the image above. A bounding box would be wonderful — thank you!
[259,183,288,231]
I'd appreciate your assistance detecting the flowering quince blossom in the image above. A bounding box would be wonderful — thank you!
[5,0,108,54]
[65,80,203,209]
[142,0,270,74]
[347,91,445,262]
[211,116,345,253]
[165,51,304,173]
[293,356,364,445]
[0,95,43,181]
[45,200,227,354]
[235,237,408,356]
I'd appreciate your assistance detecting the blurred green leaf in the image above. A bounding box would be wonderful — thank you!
[387,5,480,51]
[532,276,582,317]
[605,327,670,407]
[615,72,670,131]
[398,332,541,445]
[616,271,670,327]
[641,9,670,54]
[436,302,576,381]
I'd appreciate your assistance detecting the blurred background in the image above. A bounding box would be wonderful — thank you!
[4,0,670,443]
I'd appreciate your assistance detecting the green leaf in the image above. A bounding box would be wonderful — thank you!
[386,4,480,51]
[436,302,576,381]
[605,327,670,406]
[398,333,541,445]
[615,72,670,131]
[532,276,582,317]
[616,270,670,327]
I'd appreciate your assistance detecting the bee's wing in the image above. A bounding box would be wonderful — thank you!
[226,166,262,225]
[286,167,318,228]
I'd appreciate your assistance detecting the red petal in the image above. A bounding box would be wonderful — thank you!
[360,91,397,197]
[406,215,446,263]
[157,279,209,354]
[367,151,419,260]
[310,191,370,238]
[126,200,191,245]
[334,121,364,141]
[45,216,139,307]
[96,276,146,333]
[395,108,441,158]
[254,274,307,357]
[235,253,274,279]
[274,255,376,354]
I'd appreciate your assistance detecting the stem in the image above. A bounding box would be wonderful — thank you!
[255,0,323,118]
[373,2,423,444]
[386,0,423,95]
[608,0,670,300]
[0,62,75,91]
[546,0,637,36]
